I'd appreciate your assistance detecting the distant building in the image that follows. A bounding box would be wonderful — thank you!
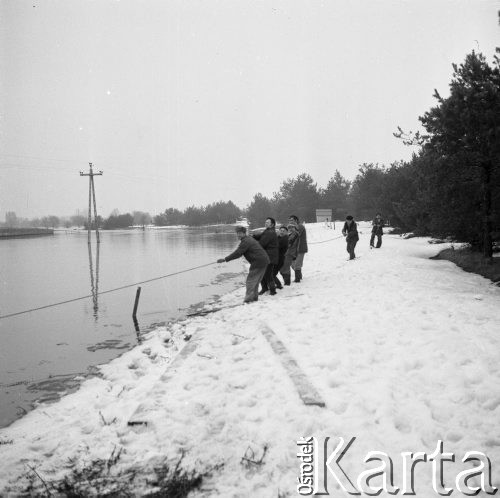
[315,209,332,223]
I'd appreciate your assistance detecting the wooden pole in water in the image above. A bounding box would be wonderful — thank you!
[132,286,141,320]
[80,162,103,244]
[87,173,92,242]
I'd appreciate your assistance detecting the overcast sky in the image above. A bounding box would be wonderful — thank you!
[0,0,498,219]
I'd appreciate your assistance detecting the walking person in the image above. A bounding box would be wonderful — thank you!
[342,215,359,260]
[288,215,308,282]
[280,223,299,285]
[252,217,279,295]
[273,225,289,289]
[217,226,269,303]
[370,213,384,249]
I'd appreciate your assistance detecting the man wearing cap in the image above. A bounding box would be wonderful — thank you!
[217,226,270,303]
[370,213,384,249]
[342,215,359,260]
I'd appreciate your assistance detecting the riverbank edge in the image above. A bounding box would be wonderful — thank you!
[0,228,54,238]
[431,247,500,286]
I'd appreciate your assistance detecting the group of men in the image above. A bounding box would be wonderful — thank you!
[217,213,384,303]
[217,215,308,303]
[341,212,384,260]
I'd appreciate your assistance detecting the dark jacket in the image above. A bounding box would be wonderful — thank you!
[277,234,288,268]
[371,218,384,236]
[297,223,308,253]
[286,231,300,258]
[253,227,279,265]
[342,221,359,242]
[225,236,270,268]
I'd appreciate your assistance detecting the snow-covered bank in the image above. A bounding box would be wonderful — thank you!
[1,223,499,496]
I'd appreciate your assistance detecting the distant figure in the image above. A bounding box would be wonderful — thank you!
[274,225,289,289]
[280,223,300,285]
[288,215,308,282]
[370,213,384,249]
[217,226,270,303]
[252,217,279,296]
[342,215,359,260]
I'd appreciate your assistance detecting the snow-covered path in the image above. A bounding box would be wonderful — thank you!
[1,223,499,496]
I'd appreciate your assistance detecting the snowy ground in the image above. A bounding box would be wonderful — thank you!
[1,223,499,496]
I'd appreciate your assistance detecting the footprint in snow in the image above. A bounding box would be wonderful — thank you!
[446,432,463,443]
[328,377,341,388]
[485,438,500,447]
[483,397,500,411]
[394,417,411,434]
[404,359,424,372]
[332,401,348,415]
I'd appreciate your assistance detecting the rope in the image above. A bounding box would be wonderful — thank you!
[0,261,217,320]
[309,235,345,245]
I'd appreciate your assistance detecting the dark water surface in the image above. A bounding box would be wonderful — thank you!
[0,227,245,427]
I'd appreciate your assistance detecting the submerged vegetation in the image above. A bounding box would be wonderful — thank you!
[17,451,221,497]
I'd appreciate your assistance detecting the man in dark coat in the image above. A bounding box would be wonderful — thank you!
[342,215,359,260]
[253,217,279,295]
[370,213,384,248]
[288,215,308,282]
[273,225,288,289]
[217,226,270,303]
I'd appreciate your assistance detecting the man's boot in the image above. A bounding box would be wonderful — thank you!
[294,269,302,282]
[283,274,291,286]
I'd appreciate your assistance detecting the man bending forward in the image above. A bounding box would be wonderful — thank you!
[217,226,270,303]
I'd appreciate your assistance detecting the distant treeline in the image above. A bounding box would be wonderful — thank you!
[1,204,243,231]
[153,201,242,227]
[0,211,154,230]
[2,213,63,229]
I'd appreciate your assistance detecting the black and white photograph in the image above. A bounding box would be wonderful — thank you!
[0,1,499,496]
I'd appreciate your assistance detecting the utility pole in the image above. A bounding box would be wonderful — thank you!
[80,163,103,243]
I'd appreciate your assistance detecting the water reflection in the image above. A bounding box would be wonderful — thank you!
[86,339,132,352]
[87,239,100,317]
[133,314,141,343]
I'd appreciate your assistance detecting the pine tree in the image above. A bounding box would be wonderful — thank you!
[419,51,500,257]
